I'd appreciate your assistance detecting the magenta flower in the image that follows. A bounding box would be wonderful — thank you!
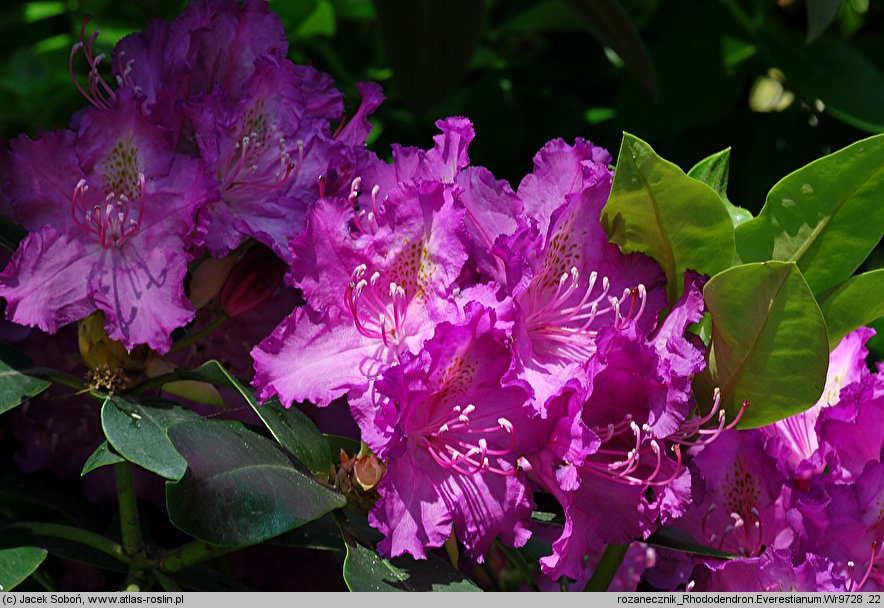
[355,304,540,561]
[0,92,209,352]
[527,272,708,580]
[799,462,884,590]
[763,327,879,482]
[496,139,668,415]
[112,0,288,134]
[184,55,350,260]
[252,178,467,407]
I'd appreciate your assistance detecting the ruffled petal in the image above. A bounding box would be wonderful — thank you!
[0,226,97,333]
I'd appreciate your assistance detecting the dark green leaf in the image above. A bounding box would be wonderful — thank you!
[757,24,884,132]
[0,546,47,591]
[81,441,125,476]
[688,148,753,228]
[166,421,346,546]
[560,0,657,98]
[698,261,829,428]
[0,343,50,416]
[373,0,483,114]
[185,360,331,478]
[645,527,737,559]
[272,516,344,553]
[0,216,26,252]
[343,538,481,592]
[101,396,199,480]
[601,133,735,301]
[735,134,884,295]
[325,433,361,459]
[818,269,884,350]
[806,0,842,43]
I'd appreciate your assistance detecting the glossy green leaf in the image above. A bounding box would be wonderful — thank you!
[81,441,125,476]
[757,24,884,132]
[806,0,842,43]
[0,343,50,416]
[0,546,47,591]
[559,0,657,98]
[373,0,483,114]
[166,421,346,546]
[343,539,481,592]
[101,396,200,481]
[688,148,753,228]
[735,134,884,295]
[818,269,884,350]
[185,360,331,478]
[601,133,735,301]
[645,527,736,559]
[698,261,829,428]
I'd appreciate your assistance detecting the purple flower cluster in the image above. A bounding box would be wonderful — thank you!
[0,0,379,353]
[2,0,881,592]
[250,121,749,576]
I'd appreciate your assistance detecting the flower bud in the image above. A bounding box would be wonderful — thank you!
[335,449,386,512]
[219,245,287,318]
[187,254,239,310]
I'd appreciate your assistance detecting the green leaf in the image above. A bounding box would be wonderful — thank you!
[687,148,753,228]
[81,441,125,476]
[0,546,47,591]
[601,133,735,301]
[757,24,884,132]
[735,134,884,295]
[0,216,26,252]
[373,0,483,114]
[185,361,331,478]
[343,539,481,592]
[0,344,50,416]
[645,527,737,559]
[101,396,200,481]
[166,421,346,546]
[272,516,343,553]
[806,0,843,44]
[559,0,657,98]
[698,261,829,428]
[818,269,884,350]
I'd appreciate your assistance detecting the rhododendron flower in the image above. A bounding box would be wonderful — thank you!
[112,0,288,135]
[496,139,668,415]
[527,272,707,580]
[0,92,209,352]
[764,327,879,481]
[252,178,467,407]
[354,304,540,561]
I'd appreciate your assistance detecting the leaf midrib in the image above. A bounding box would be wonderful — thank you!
[624,138,678,295]
[777,163,883,269]
[714,264,791,402]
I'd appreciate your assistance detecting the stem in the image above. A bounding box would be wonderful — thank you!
[168,313,228,354]
[46,372,87,392]
[584,543,630,592]
[160,540,237,573]
[31,570,55,592]
[115,461,142,557]
[12,522,128,563]
[127,371,183,396]
[496,540,539,592]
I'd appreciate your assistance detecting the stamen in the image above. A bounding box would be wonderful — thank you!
[70,173,145,248]
[69,17,116,110]
[345,265,410,348]
[421,405,519,478]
